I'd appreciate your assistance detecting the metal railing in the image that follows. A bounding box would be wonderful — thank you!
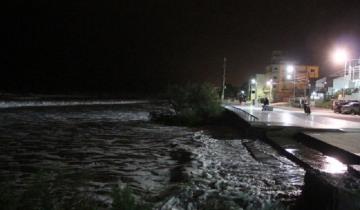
[224,105,259,122]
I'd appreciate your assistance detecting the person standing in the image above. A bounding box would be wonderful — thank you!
[303,99,311,115]
[262,97,269,111]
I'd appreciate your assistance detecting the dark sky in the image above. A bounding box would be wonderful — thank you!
[2,0,360,94]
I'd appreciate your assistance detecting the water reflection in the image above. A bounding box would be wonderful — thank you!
[285,148,298,155]
[281,112,293,126]
[322,156,347,174]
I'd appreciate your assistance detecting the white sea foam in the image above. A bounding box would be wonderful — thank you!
[0,100,148,108]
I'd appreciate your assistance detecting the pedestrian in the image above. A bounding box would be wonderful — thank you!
[303,100,311,115]
[262,97,269,111]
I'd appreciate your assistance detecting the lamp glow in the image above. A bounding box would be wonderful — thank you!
[286,65,294,73]
[332,48,348,65]
[266,79,273,86]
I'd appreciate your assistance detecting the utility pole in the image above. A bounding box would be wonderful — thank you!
[221,57,227,101]
[293,70,296,99]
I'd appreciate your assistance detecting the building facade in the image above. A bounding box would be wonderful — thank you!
[265,64,319,102]
[249,74,266,101]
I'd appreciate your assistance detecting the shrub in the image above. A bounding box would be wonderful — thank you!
[315,100,332,109]
[111,185,150,210]
[165,83,223,125]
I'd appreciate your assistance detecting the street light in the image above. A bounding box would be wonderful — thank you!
[332,48,349,78]
[286,65,296,99]
[332,48,350,98]
[249,78,257,104]
[332,48,348,65]
[266,79,272,86]
[266,79,273,101]
[286,65,294,73]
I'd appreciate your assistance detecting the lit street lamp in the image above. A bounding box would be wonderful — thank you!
[286,65,295,99]
[332,48,348,65]
[249,78,257,104]
[332,48,349,77]
[266,79,272,86]
[332,48,349,99]
[286,65,294,73]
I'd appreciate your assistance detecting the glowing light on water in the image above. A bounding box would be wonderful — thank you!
[285,148,298,155]
[322,156,347,174]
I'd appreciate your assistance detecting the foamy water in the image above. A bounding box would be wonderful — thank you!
[0,102,305,209]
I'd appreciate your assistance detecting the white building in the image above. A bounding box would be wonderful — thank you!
[315,77,327,91]
[345,59,360,84]
[330,76,360,100]
[249,74,266,101]
[333,76,354,91]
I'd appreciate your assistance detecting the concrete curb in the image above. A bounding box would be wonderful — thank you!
[298,132,360,165]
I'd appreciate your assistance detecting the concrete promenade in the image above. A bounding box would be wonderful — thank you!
[228,104,360,130]
[225,104,360,173]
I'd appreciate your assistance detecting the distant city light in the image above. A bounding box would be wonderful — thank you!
[266,79,273,86]
[286,65,294,73]
[286,74,292,80]
[332,48,348,65]
[251,79,256,84]
[241,90,245,94]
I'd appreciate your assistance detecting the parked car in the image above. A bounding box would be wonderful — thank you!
[333,100,358,113]
[341,102,360,114]
[333,100,347,113]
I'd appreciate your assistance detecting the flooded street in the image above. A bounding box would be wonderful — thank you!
[0,102,305,209]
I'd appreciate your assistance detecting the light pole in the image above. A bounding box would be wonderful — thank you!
[221,57,227,102]
[332,48,349,98]
[266,79,273,102]
[251,78,257,105]
[332,48,348,76]
[286,65,295,99]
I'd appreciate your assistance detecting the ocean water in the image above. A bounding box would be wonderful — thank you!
[0,101,305,209]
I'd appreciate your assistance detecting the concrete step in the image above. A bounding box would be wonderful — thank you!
[299,132,360,165]
[266,129,348,174]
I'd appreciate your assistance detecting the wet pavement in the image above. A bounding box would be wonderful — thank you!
[227,105,360,167]
[230,105,360,129]
[266,130,348,174]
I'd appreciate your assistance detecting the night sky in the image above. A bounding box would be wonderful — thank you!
[2,0,360,94]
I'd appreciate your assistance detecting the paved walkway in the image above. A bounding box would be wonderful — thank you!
[226,104,360,170]
[229,105,360,130]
